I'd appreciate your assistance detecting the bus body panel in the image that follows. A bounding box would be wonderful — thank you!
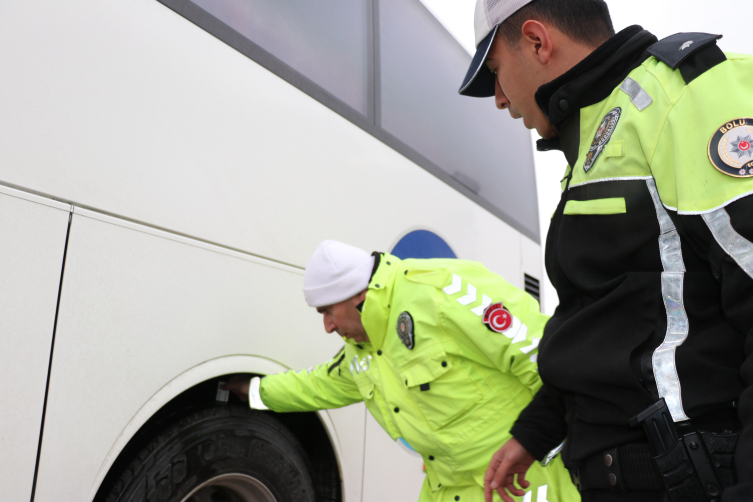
[0,189,70,502]
[33,208,371,501]
[0,0,530,287]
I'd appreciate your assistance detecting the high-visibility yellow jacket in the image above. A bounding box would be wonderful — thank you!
[257,253,578,501]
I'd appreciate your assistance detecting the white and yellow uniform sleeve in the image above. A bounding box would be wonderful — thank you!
[253,347,362,412]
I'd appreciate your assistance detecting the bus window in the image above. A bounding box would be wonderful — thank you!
[190,0,370,115]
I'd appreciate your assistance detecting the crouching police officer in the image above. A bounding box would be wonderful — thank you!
[225,240,578,502]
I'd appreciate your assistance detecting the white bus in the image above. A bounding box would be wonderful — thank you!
[0,0,541,501]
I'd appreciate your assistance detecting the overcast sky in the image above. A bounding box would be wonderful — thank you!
[420,0,753,314]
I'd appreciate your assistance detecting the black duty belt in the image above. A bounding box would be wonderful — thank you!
[570,402,740,499]
[570,442,662,492]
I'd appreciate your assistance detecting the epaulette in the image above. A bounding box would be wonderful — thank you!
[647,32,726,84]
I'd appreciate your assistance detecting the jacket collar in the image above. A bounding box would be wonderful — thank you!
[360,253,401,350]
[534,26,658,166]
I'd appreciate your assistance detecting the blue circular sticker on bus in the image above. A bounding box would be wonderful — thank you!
[391,230,456,259]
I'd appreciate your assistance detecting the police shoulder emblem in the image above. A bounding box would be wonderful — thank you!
[708,118,753,177]
[396,311,415,350]
[482,303,513,333]
[584,107,622,173]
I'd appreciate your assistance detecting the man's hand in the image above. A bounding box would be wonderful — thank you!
[484,438,535,502]
[222,375,250,402]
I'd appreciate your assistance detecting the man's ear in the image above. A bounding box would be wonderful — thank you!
[354,289,368,312]
[521,20,553,65]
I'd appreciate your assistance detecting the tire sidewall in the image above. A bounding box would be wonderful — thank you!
[106,406,316,502]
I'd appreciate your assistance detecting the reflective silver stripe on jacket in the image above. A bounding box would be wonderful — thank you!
[702,208,753,280]
[646,179,690,422]
[619,77,653,111]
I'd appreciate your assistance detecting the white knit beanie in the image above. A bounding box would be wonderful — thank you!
[303,240,375,308]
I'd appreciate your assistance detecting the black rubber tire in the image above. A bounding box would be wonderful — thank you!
[103,405,316,502]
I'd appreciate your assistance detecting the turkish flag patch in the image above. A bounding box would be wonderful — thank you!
[483,303,513,333]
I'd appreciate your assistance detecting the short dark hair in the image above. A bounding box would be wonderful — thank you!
[499,0,615,48]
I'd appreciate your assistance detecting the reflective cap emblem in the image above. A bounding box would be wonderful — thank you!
[483,303,513,333]
[396,311,415,350]
[584,107,621,173]
[680,40,694,51]
[708,118,753,177]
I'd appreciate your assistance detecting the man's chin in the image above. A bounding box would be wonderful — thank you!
[535,125,558,140]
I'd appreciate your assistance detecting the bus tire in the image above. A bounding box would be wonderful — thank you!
[103,405,316,502]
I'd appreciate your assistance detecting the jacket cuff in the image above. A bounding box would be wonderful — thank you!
[510,422,555,462]
[509,384,568,461]
[249,376,269,410]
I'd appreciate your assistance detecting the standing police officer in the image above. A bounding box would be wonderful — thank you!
[225,240,577,502]
[458,1,753,501]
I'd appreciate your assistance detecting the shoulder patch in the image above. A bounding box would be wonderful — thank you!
[647,32,722,69]
[709,118,753,177]
[396,311,415,350]
[482,303,513,333]
[584,107,621,173]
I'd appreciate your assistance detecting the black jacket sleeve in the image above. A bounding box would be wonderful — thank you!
[509,383,568,461]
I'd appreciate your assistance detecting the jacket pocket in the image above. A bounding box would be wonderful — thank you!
[399,348,482,430]
[564,197,627,216]
[603,140,624,159]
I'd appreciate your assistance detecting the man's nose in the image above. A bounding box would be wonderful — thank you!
[494,77,510,110]
[323,314,336,334]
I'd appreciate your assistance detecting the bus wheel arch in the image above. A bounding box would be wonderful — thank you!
[93,357,342,502]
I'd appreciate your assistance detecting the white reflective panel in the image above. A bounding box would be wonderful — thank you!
[646,179,690,422]
[33,212,359,502]
[619,77,653,112]
[191,0,370,114]
[379,0,539,240]
[0,190,70,502]
[702,207,753,280]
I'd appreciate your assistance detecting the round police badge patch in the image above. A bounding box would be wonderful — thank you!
[396,311,415,350]
[708,118,753,177]
[584,107,622,173]
[482,303,513,333]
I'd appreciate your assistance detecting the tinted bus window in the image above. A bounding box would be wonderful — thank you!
[379,0,539,238]
[158,0,540,242]
[191,0,370,114]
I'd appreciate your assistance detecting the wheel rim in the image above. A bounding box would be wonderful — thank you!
[180,473,277,502]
